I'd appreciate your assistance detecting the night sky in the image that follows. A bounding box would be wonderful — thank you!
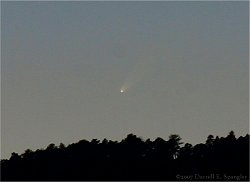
[1,1,249,159]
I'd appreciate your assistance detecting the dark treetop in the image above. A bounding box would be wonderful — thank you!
[1,131,249,181]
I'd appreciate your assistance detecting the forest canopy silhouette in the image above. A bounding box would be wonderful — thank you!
[1,131,249,181]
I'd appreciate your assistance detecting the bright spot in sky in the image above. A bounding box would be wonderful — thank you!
[120,89,124,93]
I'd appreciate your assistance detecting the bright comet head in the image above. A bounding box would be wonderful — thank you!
[120,89,124,93]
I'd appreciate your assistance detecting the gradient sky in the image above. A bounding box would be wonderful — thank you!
[1,1,249,159]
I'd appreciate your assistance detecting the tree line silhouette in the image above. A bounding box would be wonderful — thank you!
[1,131,249,181]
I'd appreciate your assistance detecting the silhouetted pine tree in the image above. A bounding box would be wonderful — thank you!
[1,131,249,181]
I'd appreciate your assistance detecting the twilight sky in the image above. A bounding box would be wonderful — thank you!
[1,1,249,159]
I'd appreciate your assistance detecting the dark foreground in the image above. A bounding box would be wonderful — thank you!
[1,131,249,181]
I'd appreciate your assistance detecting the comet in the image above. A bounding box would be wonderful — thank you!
[120,45,157,94]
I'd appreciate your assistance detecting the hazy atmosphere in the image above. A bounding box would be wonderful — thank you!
[1,1,249,159]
